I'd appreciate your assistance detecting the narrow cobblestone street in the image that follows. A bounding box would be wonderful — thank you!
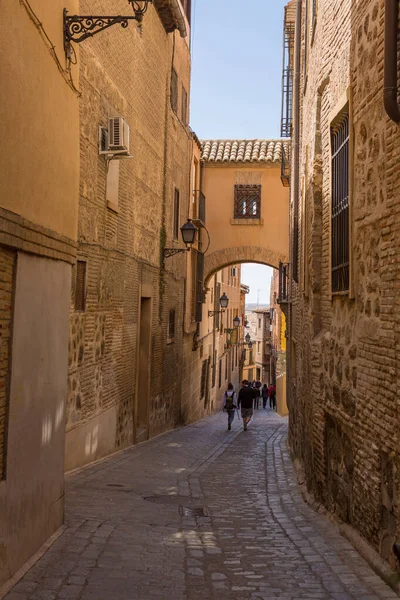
[6,410,397,600]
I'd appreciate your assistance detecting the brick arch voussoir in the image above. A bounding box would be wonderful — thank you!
[204,246,288,286]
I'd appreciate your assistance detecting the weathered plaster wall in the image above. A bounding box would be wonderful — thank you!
[0,254,70,585]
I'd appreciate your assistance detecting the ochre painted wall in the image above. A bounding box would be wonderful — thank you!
[0,0,79,241]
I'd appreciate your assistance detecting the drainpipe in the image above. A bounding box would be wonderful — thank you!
[384,0,400,123]
[287,0,302,429]
[292,0,302,283]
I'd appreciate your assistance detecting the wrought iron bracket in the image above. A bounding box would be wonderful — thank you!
[163,248,188,259]
[63,2,152,50]
[208,309,225,317]
[224,328,234,335]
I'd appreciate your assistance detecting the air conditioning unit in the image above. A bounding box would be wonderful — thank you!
[109,116,130,154]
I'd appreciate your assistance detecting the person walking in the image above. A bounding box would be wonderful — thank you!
[254,380,261,409]
[238,380,256,431]
[269,384,276,411]
[261,383,269,409]
[223,383,237,431]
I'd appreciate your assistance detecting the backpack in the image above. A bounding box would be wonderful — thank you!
[224,390,236,410]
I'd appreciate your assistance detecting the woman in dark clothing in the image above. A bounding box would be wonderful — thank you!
[261,383,269,409]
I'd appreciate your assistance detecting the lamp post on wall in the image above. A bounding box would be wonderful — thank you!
[163,219,198,259]
[208,293,229,317]
[63,1,153,51]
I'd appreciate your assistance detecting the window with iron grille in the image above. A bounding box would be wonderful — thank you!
[195,250,204,323]
[218,358,222,388]
[212,350,217,388]
[168,309,175,340]
[173,188,180,240]
[75,261,86,312]
[331,111,350,293]
[181,85,188,125]
[234,185,261,219]
[171,68,178,114]
[200,359,207,399]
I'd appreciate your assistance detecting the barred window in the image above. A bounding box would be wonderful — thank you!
[200,359,207,399]
[173,188,180,240]
[181,85,188,125]
[168,309,175,340]
[212,350,217,388]
[171,68,178,114]
[75,261,86,312]
[331,111,350,293]
[218,358,222,388]
[234,185,261,219]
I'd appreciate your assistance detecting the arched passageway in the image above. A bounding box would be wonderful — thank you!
[200,139,290,287]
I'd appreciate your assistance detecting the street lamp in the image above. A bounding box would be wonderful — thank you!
[208,293,229,317]
[245,333,251,344]
[248,341,253,349]
[163,219,198,259]
[233,315,241,328]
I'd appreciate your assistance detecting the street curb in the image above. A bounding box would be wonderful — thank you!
[291,451,400,597]
[0,525,68,600]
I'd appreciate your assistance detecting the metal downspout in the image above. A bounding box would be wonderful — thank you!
[384,0,400,123]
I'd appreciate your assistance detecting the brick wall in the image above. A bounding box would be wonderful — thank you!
[66,1,192,468]
[288,0,400,565]
[0,246,15,479]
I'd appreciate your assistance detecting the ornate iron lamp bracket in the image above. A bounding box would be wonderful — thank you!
[163,248,188,259]
[64,2,152,50]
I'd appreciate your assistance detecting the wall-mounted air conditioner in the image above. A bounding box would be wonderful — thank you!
[98,116,131,158]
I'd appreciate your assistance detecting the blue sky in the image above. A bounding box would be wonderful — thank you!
[190,0,287,303]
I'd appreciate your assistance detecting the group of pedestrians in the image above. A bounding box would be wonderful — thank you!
[223,380,277,431]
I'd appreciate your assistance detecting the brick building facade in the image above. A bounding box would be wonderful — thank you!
[286,0,400,566]
[66,0,193,470]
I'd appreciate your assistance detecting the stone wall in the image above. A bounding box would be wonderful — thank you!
[288,0,400,567]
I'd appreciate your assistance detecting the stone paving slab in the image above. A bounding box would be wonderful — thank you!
[4,409,398,599]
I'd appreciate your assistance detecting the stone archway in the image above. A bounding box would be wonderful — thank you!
[204,245,288,286]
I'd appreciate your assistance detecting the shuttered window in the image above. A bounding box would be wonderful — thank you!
[173,188,180,240]
[168,309,175,340]
[181,85,188,125]
[200,359,207,399]
[75,261,86,312]
[195,250,204,323]
[171,68,178,114]
[331,111,350,293]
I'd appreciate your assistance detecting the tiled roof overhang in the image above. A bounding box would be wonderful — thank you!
[200,139,290,164]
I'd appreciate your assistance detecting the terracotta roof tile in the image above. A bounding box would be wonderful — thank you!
[201,139,289,163]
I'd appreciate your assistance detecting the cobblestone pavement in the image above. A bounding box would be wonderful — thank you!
[5,410,398,600]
